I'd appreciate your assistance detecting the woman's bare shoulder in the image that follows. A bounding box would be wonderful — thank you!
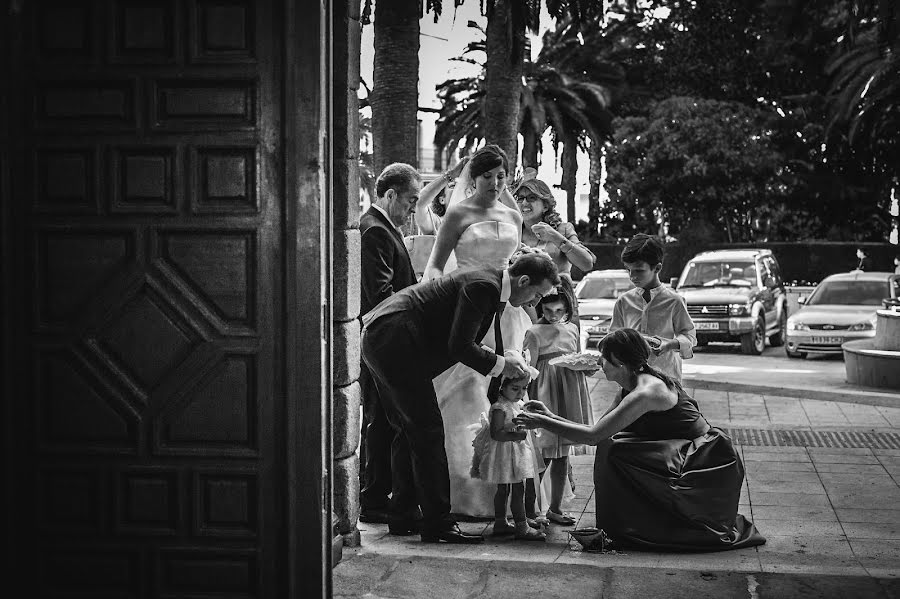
[633,375,678,410]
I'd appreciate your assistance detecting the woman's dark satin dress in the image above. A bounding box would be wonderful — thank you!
[593,387,766,551]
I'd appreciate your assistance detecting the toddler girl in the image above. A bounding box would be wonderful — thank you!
[471,372,546,541]
[523,292,593,525]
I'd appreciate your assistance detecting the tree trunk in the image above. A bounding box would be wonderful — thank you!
[484,0,524,172]
[371,0,419,172]
[561,131,578,223]
[587,140,603,238]
[521,126,539,169]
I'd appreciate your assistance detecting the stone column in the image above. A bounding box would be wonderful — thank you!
[331,0,363,547]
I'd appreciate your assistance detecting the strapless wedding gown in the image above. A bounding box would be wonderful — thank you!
[433,221,533,518]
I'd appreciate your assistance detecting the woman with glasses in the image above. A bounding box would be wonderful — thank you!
[512,169,596,327]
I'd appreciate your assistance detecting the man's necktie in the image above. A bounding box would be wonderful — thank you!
[642,288,652,304]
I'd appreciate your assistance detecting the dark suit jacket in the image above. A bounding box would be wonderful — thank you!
[363,267,504,378]
[360,206,417,315]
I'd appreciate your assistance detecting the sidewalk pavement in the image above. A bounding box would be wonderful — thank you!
[681,350,900,407]
[335,373,900,597]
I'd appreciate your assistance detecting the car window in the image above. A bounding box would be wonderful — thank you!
[766,257,783,285]
[806,280,890,306]
[576,277,633,299]
[680,261,756,288]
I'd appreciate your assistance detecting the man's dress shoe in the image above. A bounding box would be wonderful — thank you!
[358,508,392,524]
[387,518,419,536]
[420,523,483,544]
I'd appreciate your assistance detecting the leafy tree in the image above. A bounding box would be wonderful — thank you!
[597,0,894,240]
[604,97,788,242]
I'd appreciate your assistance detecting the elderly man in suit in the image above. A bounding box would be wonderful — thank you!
[361,251,560,543]
[358,163,420,525]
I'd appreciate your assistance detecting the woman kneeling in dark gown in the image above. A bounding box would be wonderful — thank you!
[514,328,765,552]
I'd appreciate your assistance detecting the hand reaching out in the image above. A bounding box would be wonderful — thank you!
[512,410,543,430]
[522,400,552,418]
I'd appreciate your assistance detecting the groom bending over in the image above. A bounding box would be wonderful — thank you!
[361,251,560,543]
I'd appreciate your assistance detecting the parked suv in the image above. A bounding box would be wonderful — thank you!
[674,249,788,355]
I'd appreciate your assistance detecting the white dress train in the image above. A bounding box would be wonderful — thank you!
[432,220,533,517]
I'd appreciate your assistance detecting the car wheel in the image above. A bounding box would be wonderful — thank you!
[741,315,766,355]
[785,347,806,359]
[769,309,787,347]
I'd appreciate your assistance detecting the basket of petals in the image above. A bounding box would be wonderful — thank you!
[568,527,615,552]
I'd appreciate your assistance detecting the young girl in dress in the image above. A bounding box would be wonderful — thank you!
[471,372,547,541]
[523,292,593,525]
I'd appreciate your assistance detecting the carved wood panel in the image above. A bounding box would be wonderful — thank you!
[15,1,281,596]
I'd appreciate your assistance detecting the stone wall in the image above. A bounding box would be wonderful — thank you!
[332,0,363,546]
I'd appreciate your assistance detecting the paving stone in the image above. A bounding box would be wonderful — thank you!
[842,522,900,540]
[743,452,812,462]
[810,453,882,465]
[814,462,889,474]
[808,447,876,456]
[752,519,845,537]
[749,491,833,507]
[746,480,827,495]
[835,508,900,524]
[757,536,865,575]
[745,461,818,472]
[826,486,900,509]
[654,549,762,573]
[746,470,821,483]
[817,472,898,486]
[847,539,900,572]
[876,407,900,427]
[751,505,838,522]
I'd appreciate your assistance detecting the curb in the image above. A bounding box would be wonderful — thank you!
[685,377,900,409]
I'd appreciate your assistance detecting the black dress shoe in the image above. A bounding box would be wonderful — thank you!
[420,523,484,544]
[359,508,392,524]
[387,518,419,536]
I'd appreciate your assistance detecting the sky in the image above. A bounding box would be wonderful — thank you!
[359,3,599,223]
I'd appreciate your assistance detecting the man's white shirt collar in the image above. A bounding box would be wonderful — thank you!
[501,270,511,302]
[371,204,401,233]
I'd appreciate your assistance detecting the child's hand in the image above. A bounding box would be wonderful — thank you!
[512,412,541,430]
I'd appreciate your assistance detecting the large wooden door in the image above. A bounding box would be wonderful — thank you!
[3,1,332,596]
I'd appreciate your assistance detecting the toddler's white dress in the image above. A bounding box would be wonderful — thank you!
[470,400,537,484]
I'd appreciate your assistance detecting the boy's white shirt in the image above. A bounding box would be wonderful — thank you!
[609,285,697,382]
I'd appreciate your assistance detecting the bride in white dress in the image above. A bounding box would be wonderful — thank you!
[423,145,535,517]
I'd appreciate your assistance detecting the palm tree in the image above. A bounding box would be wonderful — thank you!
[435,19,619,224]
[365,0,420,171]
[425,1,606,173]
[825,0,899,184]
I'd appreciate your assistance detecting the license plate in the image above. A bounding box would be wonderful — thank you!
[810,336,843,344]
[696,322,720,330]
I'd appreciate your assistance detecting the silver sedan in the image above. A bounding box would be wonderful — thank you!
[785,271,899,358]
